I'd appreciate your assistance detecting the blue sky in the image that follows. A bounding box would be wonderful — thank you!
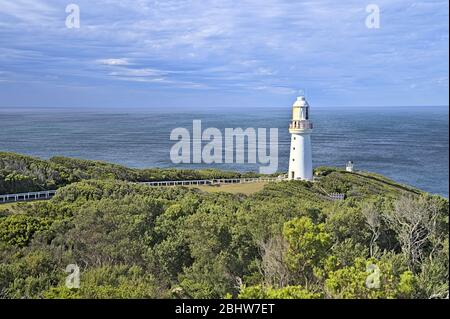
[0,0,448,108]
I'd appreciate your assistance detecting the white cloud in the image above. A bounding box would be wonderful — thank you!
[97,58,131,66]
[255,67,277,76]
[0,0,448,105]
[109,68,162,77]
[255,86,296,95]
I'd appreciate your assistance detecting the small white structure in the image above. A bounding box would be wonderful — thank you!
[346,161,354,172]
[288,96,313,181]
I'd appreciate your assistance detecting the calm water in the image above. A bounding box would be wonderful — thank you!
[0,106,448,197]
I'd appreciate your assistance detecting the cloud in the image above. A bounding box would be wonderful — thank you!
[108,68,164,77]
[0,0,448,106]
[0,0,58,25]
[97,58,131,66]
[255,86,297,95]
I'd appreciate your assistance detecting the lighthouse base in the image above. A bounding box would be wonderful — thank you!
[288,133,313,181]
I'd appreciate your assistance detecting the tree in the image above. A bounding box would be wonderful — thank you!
[384,196,444,269]
[415,242,449,299]
[283,216,332,287]
[258,235,291,288]
[238,284,320,299]
[0,214,52,247]
[362,203,381,257]
[324,257,416,299]
[43,265,163,299]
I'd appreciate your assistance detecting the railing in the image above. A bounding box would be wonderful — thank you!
[289,120,313,130]
[329,193,345,200]
[0,178,284,204]
[316,186,346,201]
[0,190,57,204]
[140,177,283,187]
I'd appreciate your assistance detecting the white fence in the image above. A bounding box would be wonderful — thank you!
[0,177,283,204]
[0,190,57,204]
[140,177,283,187]
[0,178,348,204]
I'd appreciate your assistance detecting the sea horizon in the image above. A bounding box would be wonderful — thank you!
[1,105,448,197]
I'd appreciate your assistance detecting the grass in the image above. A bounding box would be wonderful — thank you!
[0,200,50,214]
[0,202,17,209]
[0,202,20,214]
[190,182,268,195]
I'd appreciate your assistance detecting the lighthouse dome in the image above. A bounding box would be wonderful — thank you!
[293,96,309,108]
[292,96,310,121]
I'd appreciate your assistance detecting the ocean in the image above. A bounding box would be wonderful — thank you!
[0,106,448,197]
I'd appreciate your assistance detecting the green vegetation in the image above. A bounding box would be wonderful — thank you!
[0,202,19,211]
[0,152,448,299]
[0,152,261,194]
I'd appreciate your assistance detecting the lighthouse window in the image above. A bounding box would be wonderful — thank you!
[293,147,295,150]
[293,137,296,140]
[292,159,295,161]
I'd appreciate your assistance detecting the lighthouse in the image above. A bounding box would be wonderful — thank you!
[288,96,313,180]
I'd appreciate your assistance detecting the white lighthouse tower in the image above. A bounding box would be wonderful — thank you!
[288,96,313,181]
